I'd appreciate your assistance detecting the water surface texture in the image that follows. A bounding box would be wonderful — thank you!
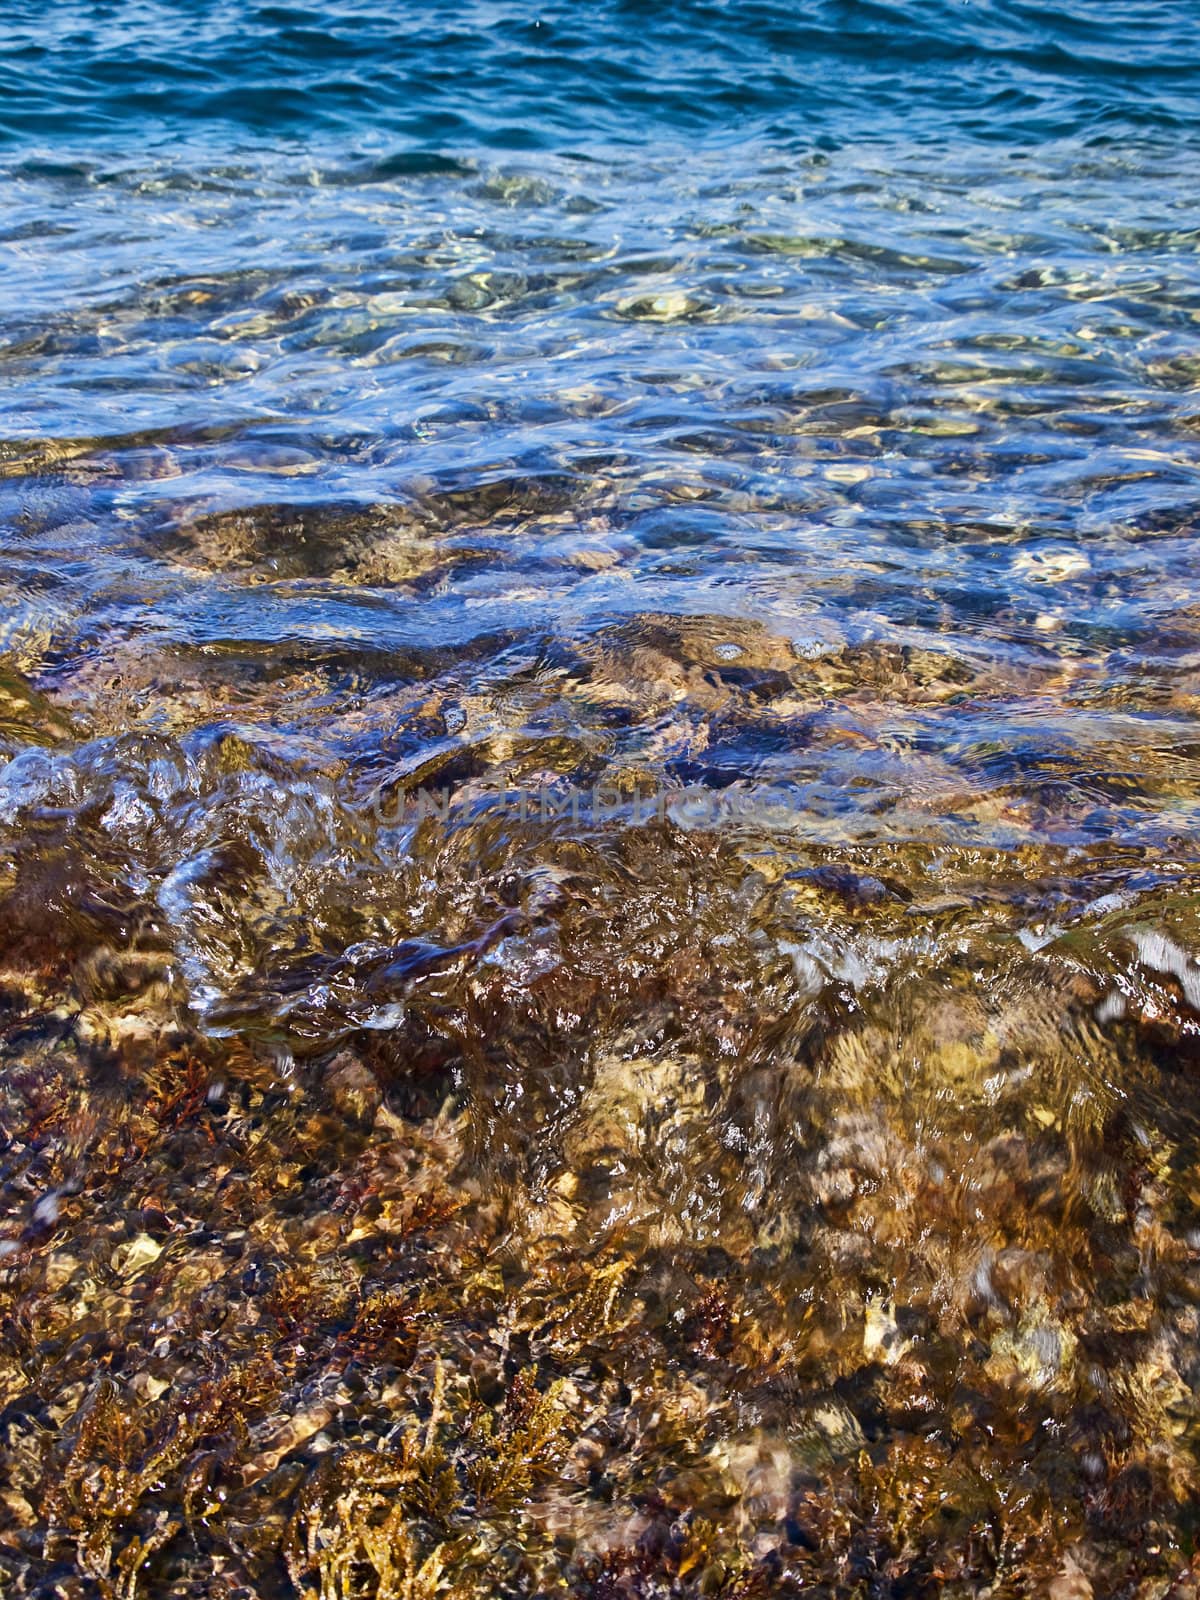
[4,5,1200,1598]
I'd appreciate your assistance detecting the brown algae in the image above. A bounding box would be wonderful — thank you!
[2,662,1200,1596]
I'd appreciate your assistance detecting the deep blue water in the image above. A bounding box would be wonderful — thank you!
[2,1,1200,150]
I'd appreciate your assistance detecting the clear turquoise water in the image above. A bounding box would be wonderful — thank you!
[2,1,1200,1017]
[1,10,1199,798]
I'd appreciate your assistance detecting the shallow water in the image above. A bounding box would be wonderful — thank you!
[3,5,1200,1598]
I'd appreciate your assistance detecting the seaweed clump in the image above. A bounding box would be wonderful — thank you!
[3,628,1200,1597]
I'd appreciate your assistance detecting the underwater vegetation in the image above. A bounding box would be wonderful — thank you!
[2,606,1200,1597]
